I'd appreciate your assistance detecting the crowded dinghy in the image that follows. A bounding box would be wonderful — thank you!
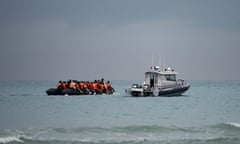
[46,78,115,95]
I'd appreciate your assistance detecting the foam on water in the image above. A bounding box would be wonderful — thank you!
[226,122,240,128]
[0,136,23,143]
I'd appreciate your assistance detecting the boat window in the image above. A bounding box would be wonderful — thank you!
[165,74,176,81]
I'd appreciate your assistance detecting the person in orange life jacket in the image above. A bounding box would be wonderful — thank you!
[99,83,103,93]
[79,81,85,90]
[88,82,94,90]
[92,80,101,94]
[56,80,63,89]
[63,81,67,89]
[75,82,80,89]
[104,81,111,90]
[92,81,96,89]
[100,78,104,84]
[86,81,91,89]
[69,80,76,89]
[99,80,106,93]
[83,82,88,89]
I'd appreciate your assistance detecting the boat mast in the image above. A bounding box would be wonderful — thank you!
[159,56,162,87]
[151,55,154,72]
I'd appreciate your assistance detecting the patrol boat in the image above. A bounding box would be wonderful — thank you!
[125,66,190,96]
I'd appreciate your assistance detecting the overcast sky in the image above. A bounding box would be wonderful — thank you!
[0,0,240,80]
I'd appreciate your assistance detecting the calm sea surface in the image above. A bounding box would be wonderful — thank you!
[0,80,240,144]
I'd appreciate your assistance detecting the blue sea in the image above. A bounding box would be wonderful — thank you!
[0,80,240,144]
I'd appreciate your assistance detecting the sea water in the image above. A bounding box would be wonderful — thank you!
[0,80,240,144]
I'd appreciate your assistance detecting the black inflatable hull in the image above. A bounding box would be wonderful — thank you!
[46,88,63,95]
[46,87,115,96]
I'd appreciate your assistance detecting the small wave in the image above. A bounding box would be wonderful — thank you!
[226,122,240,128]
[0,136,23,144]
[50,125,167,134]
[50,125,202,134]
[9,94,32,97]
[1,124,240,144]
[113,125,203,134]
[210,122,240,130]
[8,137,240,144]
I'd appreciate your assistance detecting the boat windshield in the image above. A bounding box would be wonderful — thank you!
[165,74,176,81]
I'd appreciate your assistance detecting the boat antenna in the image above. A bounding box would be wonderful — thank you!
[162,47,166,70]
[158,56,161,71]
[163,55,166,70]
[151,54,154,71]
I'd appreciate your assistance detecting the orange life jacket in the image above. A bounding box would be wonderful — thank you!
[88,82,94,89]
[83,83,87,88]
[92,82,98,90]
[69,82,76,89]
[100,83,105,91]
[63,83,67,89]
[105,83,110,90]
[56,82,62,88]
[75,83,80,89]
[86,82,91,89]
[79,82,84,89]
